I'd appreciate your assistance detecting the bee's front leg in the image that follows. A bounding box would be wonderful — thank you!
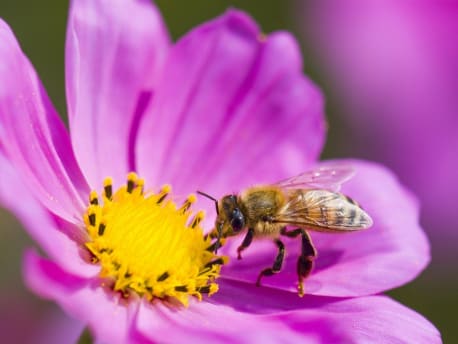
[205,227,226,252]
[237,228,254,260]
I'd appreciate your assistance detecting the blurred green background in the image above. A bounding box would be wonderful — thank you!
[0,1,455,342]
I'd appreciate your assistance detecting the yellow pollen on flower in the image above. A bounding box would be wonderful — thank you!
[83,173,227,306]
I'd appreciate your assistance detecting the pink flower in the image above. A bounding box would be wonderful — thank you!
[0,0,439,342]
[299,0,458,248]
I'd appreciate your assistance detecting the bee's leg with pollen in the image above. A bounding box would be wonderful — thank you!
[256,239,285,287]
[237,228,254,260]
[297,229,317,297]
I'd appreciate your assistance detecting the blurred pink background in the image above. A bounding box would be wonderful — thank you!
[299,0,458,257]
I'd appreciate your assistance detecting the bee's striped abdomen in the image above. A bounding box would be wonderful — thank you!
[283,190,373,231]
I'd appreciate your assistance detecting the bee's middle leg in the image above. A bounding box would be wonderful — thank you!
[237,228,254,260]
[256,239,285,287]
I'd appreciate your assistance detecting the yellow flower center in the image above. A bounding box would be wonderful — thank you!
[83,172,226,306]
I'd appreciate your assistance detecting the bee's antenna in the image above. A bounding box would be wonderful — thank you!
[197,190,219,215]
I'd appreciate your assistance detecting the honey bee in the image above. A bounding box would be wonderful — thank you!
[198,163,373,296]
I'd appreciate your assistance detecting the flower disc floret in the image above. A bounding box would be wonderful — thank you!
[84,172,226,306]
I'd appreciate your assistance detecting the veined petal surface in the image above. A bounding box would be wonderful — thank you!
[66,0,170,188]
[136,10,325,197]
[0,20,88,222]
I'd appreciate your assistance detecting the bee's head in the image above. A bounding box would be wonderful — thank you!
[218,194,245,237]
[197,191,245,254]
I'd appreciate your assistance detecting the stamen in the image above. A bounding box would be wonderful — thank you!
[156,184,171,204]
[88,211,96,227]
[83,174,226,307]
[179,194,197,214]
[190,211,205,228]
[126,172,137,193]
[197,284,218,294]
[89,191,99,205]
[157,272,170,282]
[205,257,228,269]
[136,178,145,194]
[103,177,113,200]
[98,222,106,236]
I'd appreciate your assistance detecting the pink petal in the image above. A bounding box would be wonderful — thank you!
[0,20,89,222]
[214,280,439,342]
[24,251,138,343]
[66,0,170,188]
[221,160,429,297]
[136,9,325,196]
[136,279,439,343]
[0,151,98,278]
[24,252,439,343]
[268,296,441,343]
[134,298,302,343]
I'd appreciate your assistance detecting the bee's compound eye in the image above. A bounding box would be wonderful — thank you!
[231,209,245,232]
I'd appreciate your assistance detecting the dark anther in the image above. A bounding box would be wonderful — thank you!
[127,180,135,193]
[191,217,202,228]
[88,213,96,226]
[90,197,98,205]
[104,185,113,199]
[124,272,132,278]
[175,285,188,292]
[181,202,191,213]
[98,223,106,236]
[157,271,170,282]
[157,193,168,204]
[197,285,211,294]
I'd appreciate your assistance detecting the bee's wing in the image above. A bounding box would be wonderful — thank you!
[275,162,355,192]
[273,190,372,232]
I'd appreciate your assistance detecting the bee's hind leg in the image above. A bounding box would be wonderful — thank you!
[297,230,317,297]
[256,239,285,287]
[237,228,254,260]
